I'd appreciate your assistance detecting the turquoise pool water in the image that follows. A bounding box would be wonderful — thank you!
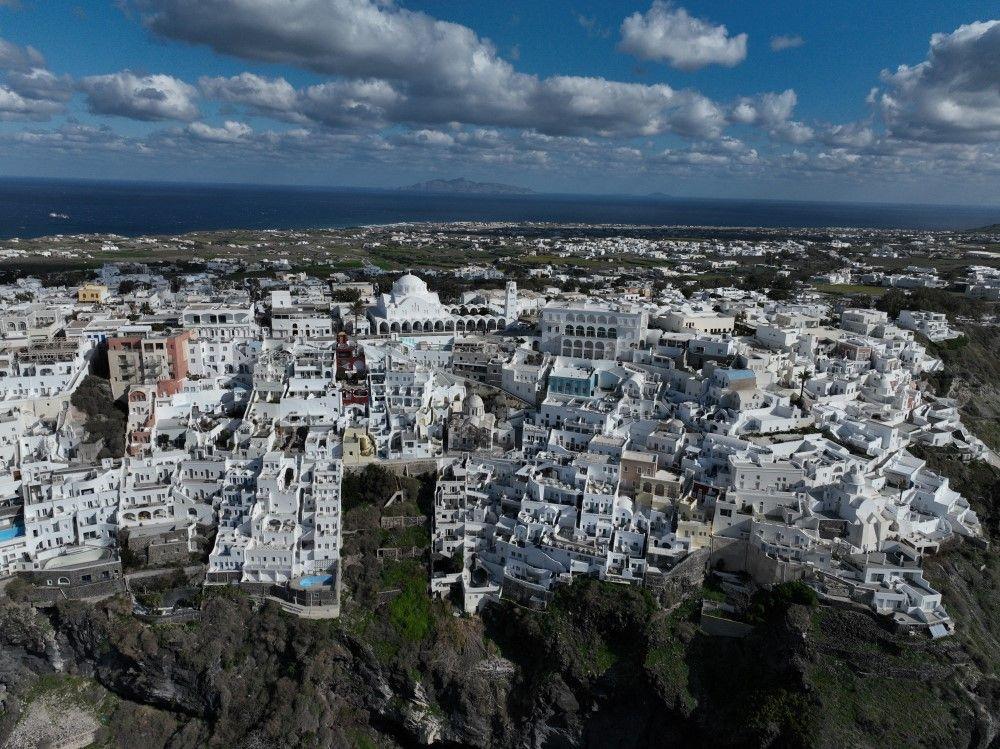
[299,575,333,588]
[0,523,25,542]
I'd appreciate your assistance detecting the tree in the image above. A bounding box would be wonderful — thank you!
[331,288,362,303]
[350,298,366,334]
[798,368,812,406]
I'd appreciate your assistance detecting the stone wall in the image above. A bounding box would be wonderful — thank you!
[18,558,124,603]
[708,537,809,586]
[646,547,709,605]
[125,526,189,566]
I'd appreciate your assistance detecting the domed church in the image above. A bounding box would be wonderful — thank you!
[368,272,509,335]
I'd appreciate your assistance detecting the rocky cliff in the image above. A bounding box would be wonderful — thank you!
[3,558,998,749]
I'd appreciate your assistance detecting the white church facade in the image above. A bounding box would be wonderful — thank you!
[367,273,515,335]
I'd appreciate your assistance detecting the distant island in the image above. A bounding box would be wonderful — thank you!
[398,177,533,195]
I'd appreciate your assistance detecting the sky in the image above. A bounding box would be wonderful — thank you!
[0,1,999,204]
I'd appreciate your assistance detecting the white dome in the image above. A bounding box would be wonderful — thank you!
[465,393,485,417]
[392,273,428,298]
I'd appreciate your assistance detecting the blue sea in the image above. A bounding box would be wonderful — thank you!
[0,177,996,239]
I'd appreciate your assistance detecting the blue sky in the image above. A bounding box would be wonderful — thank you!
[1,1,999,203]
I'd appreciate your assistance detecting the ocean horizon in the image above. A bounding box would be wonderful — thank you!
[0,176,997,240]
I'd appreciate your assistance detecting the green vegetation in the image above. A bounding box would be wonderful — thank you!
[70,375,127,458]
[384,561,435,643]
[916,320,1000,449]
[875,286,995,320]
[745,580,818,624]
[815,283,888,297]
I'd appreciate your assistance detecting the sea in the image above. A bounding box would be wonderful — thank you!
[0,177,997,239]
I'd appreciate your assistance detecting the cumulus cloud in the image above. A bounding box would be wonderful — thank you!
[0,85,65,120]
[5,67,73,102]
[820,122,876,149]
[657,138,760,171]
[79,71,199,121]
[395,129,455,147]
[873,20,1000,143]
[202,73,402,128]
[525,77,725,138]
[729,89,814,143]
[730,89,797,127]
[0,37,44,72]
[770,35,804,52]
[297,79,402,127]
[186,119,252,143]
[200,73,298,116]
[0,37,70,121]
[200,68,724,140]
[135,0,727,139]
[4,122,139,153]
[136,0,526,94]
[4,0,995,199]
[618,1,747,71]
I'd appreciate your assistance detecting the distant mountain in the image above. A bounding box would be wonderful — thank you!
[398,177,533,195]
[646,191,675,199]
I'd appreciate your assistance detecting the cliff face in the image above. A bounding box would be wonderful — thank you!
[1,571,998,749]
[0,583,734,748]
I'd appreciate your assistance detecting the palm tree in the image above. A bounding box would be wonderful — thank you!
[350,298,366,334]
[798,368,812,406]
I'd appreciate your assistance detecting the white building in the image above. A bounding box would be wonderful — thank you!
[539,302,648,361]
[368,273,507,335]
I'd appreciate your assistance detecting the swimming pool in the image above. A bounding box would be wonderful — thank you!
[0,523,25,543]
[298,574,333,588]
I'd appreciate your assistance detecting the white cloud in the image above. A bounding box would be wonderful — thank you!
[618,1,747,71]
[137,0,728,139]
[137,0,523,96]
[730,89,798,127]
[4,122,137,152]
[0,38,70,121]
[5,67,73,102]
[299,79,402,127]
[199,68,726,140]
[0,37,44,72]
[657,138,760,170]
[729,89,814,143]
[79,71,199,121]
[873,20,1000,143]
[820,122,876,149]
[770,35,804,52]
[200,73,298,115]
[395,129,455,147]
[526,76,725,138]
[0,84,65,120]
[186,120,252,143]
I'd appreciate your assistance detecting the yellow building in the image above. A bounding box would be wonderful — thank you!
[78,283,108,304]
